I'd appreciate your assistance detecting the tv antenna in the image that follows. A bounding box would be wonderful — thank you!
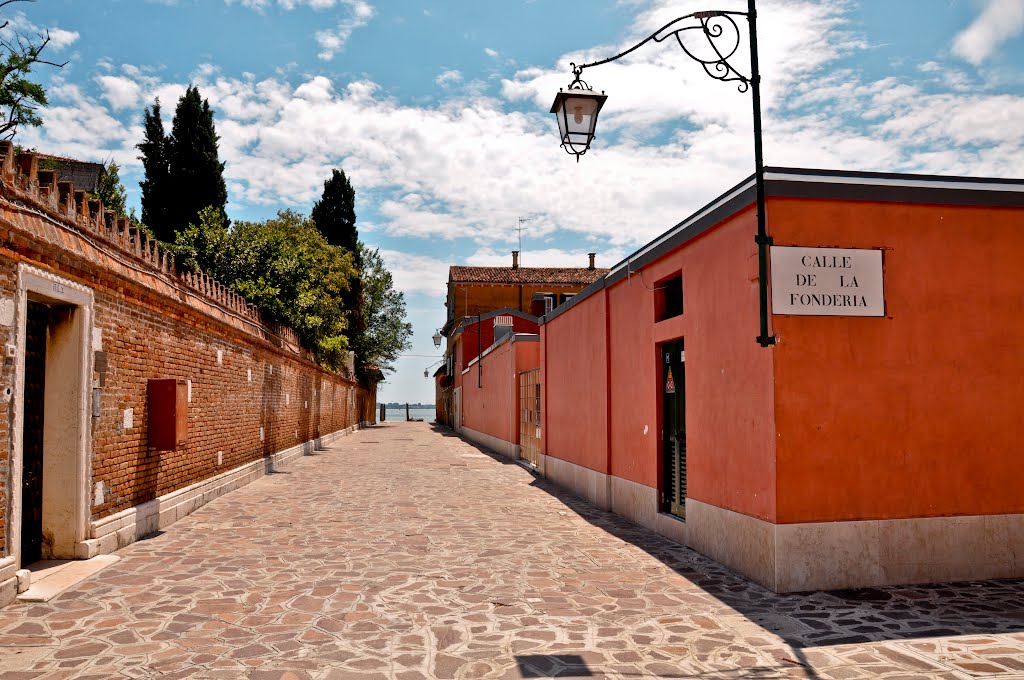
[517,216,537,264]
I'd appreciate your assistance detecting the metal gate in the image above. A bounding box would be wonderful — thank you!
[519,369,541,467]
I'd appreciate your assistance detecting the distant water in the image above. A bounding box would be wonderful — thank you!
[381,406,435,422]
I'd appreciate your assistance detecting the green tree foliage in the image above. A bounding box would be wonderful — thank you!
[311,168,358,255]
[136,99,171,240]
[171,209,357,371]
[353,246,412,377]
[0,1,66,139]
[93,159,127,215]
[167,86,227,234]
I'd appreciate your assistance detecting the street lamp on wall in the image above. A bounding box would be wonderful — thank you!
[550,0,776,347]
[432,330,443,349]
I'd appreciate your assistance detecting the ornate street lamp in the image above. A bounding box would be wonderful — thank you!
[551,0,775,347]
[432,330,443,349]
[550,80,608,161]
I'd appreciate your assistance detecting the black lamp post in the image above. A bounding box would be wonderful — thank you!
[551,0,775,347]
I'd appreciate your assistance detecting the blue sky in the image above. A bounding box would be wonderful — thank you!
[9,0,1024,403]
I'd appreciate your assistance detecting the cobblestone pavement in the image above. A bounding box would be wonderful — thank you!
[2,421,1024,679]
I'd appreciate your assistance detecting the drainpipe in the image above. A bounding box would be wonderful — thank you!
[541,317,548,463]
[603,284,613,510]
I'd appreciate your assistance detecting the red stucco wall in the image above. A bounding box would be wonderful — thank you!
[605,208,777,519]
[541,292,609,473]
[521,192,1024,528]
[771,198,1024,523]
[461,337,540,445]
[541,207,778,521]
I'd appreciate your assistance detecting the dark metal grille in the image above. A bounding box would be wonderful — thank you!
[662,339,686,519]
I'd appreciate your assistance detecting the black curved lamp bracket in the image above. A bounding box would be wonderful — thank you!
[567,10,751,91]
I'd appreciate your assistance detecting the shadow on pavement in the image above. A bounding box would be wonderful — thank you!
[523,473,1024,653]
[430,422,462,438]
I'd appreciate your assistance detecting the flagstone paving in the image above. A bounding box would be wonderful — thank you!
[2,421,1024,679]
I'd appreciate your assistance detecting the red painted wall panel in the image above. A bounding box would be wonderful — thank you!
[541,292,609,473]
[462,337,540,445]
[771,198,1024,523]
[604,209,777,519]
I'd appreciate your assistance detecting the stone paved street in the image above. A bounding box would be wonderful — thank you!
[2,421,1024,679]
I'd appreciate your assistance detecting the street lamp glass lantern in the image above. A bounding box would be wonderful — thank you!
[432,331,442,349]
[550,88,608,159]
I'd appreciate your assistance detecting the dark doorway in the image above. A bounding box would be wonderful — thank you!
[21,301,49,564]
[661,338,685,519]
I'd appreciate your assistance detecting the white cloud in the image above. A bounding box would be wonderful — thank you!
[20,0,1024,254]
[374,249,450,298]
[484,48,499,58]
[97,75,143,110]
[227,0,350,9]
[221,0,374,59]
[466,247,626,271]
[47,27,80,50]
[314,0,375,60]
[953,0,1024,65]
[435,70,463,87]
[0,12,79,51]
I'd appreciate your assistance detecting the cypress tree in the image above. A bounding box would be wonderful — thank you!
[311,169,359,258]
[167,86,227,233]
[136,99,171,241]
[311,168,363,358]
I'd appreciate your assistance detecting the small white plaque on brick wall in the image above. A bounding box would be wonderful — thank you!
[123,408,133,430]
[771,246,884,317]
[0,299,14,327]
[92,326,103,350]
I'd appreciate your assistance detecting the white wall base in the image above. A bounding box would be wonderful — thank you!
[537,455,687,545]
[686,498,1024,592]
[460,426,519,460]
[541,454,610,510]
[0,556,16,607]
[77,424,363,559]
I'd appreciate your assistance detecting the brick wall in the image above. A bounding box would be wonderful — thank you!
[0,142,376,556]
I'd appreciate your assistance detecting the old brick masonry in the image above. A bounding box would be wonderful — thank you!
[0,141,375,603]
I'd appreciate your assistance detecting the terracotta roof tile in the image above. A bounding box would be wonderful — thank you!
[449,266,608,285]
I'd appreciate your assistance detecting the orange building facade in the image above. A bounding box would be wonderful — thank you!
[435,255,606,428]
[459,167,1024,592]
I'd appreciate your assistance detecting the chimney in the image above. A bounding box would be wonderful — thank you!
[588,253,596,270]
[512,250,519,269]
